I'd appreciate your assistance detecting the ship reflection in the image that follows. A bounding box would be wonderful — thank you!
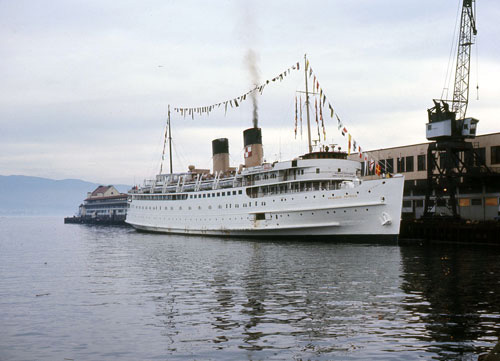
[137,235,500,360]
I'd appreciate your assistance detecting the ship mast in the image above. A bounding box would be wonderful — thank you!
[160,105,174,175]
[304,54,312,153]
[168,104,173,174]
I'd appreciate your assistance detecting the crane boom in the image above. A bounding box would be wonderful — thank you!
[452,0,477,120]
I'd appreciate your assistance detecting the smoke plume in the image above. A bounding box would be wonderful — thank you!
[245,49,260,128]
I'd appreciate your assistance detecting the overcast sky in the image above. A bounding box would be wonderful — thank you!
[1,0,499,185]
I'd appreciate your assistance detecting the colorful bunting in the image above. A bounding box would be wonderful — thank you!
[172,59,301,120]
[299,95,303,138]
[294,96,298,139]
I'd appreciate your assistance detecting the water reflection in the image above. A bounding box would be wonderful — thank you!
[133,237,411,360]
[399,245,500,359]
[68,226,500,360]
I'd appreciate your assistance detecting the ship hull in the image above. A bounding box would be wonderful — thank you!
[126,176,404,241]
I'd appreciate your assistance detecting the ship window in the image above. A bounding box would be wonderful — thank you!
[255,213,265,220]
[217,192,220,197]
[203,194,206,198]
[316,168,320,174]
[222,192,225,196]
[238,190,242,194]
[233,191,236,195]
[338,168,341,172]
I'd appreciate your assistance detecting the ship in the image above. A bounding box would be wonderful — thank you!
[126,125,405,241]
[126,56,405,241]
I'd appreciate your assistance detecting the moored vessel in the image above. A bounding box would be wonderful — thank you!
[126,56,405,240]
[126,126,404,240]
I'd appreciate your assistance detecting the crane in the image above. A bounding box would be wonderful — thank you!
[426,0,478,141]
[424,0,482,218]
[452,0,477,120]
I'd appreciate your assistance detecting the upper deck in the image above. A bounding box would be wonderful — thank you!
[131,151,361,197]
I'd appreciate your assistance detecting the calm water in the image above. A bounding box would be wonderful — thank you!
[0,217,499,360]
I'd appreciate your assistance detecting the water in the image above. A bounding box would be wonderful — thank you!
[0,217,499,360]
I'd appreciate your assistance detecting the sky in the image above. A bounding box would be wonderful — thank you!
[1,0,499,185]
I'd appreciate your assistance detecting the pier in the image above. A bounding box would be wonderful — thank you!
[400,218,500,245]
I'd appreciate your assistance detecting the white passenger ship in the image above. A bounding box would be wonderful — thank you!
[126,126,405,241]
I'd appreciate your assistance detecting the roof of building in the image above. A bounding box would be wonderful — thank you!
[90,185,112,197]
[85,194,128,202]
[85,185,126,201]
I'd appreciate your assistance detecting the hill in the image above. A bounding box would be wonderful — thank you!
[0,175,131,216]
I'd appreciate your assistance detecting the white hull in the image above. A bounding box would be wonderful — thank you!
[126,176,404,241]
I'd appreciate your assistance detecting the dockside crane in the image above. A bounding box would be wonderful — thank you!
[423,0,491,218]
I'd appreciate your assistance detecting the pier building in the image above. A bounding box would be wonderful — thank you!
[349,132,500,221]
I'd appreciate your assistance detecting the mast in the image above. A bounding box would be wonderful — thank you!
[304,54,312,153]
[168,104,173,174]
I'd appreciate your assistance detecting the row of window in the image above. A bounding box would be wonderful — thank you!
[84,204,128,210]
[134,190,243,201]
[403,197,498,208]
[368,145,500,175]
[132,200,267,211]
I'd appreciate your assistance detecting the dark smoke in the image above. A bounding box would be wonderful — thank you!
[245,49,259,128]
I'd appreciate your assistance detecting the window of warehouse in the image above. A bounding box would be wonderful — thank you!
[417,154,426,171]
[491,145,500,164]
[405,156,414,172]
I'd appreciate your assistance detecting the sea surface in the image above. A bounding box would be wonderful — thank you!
[0,216,499,361]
